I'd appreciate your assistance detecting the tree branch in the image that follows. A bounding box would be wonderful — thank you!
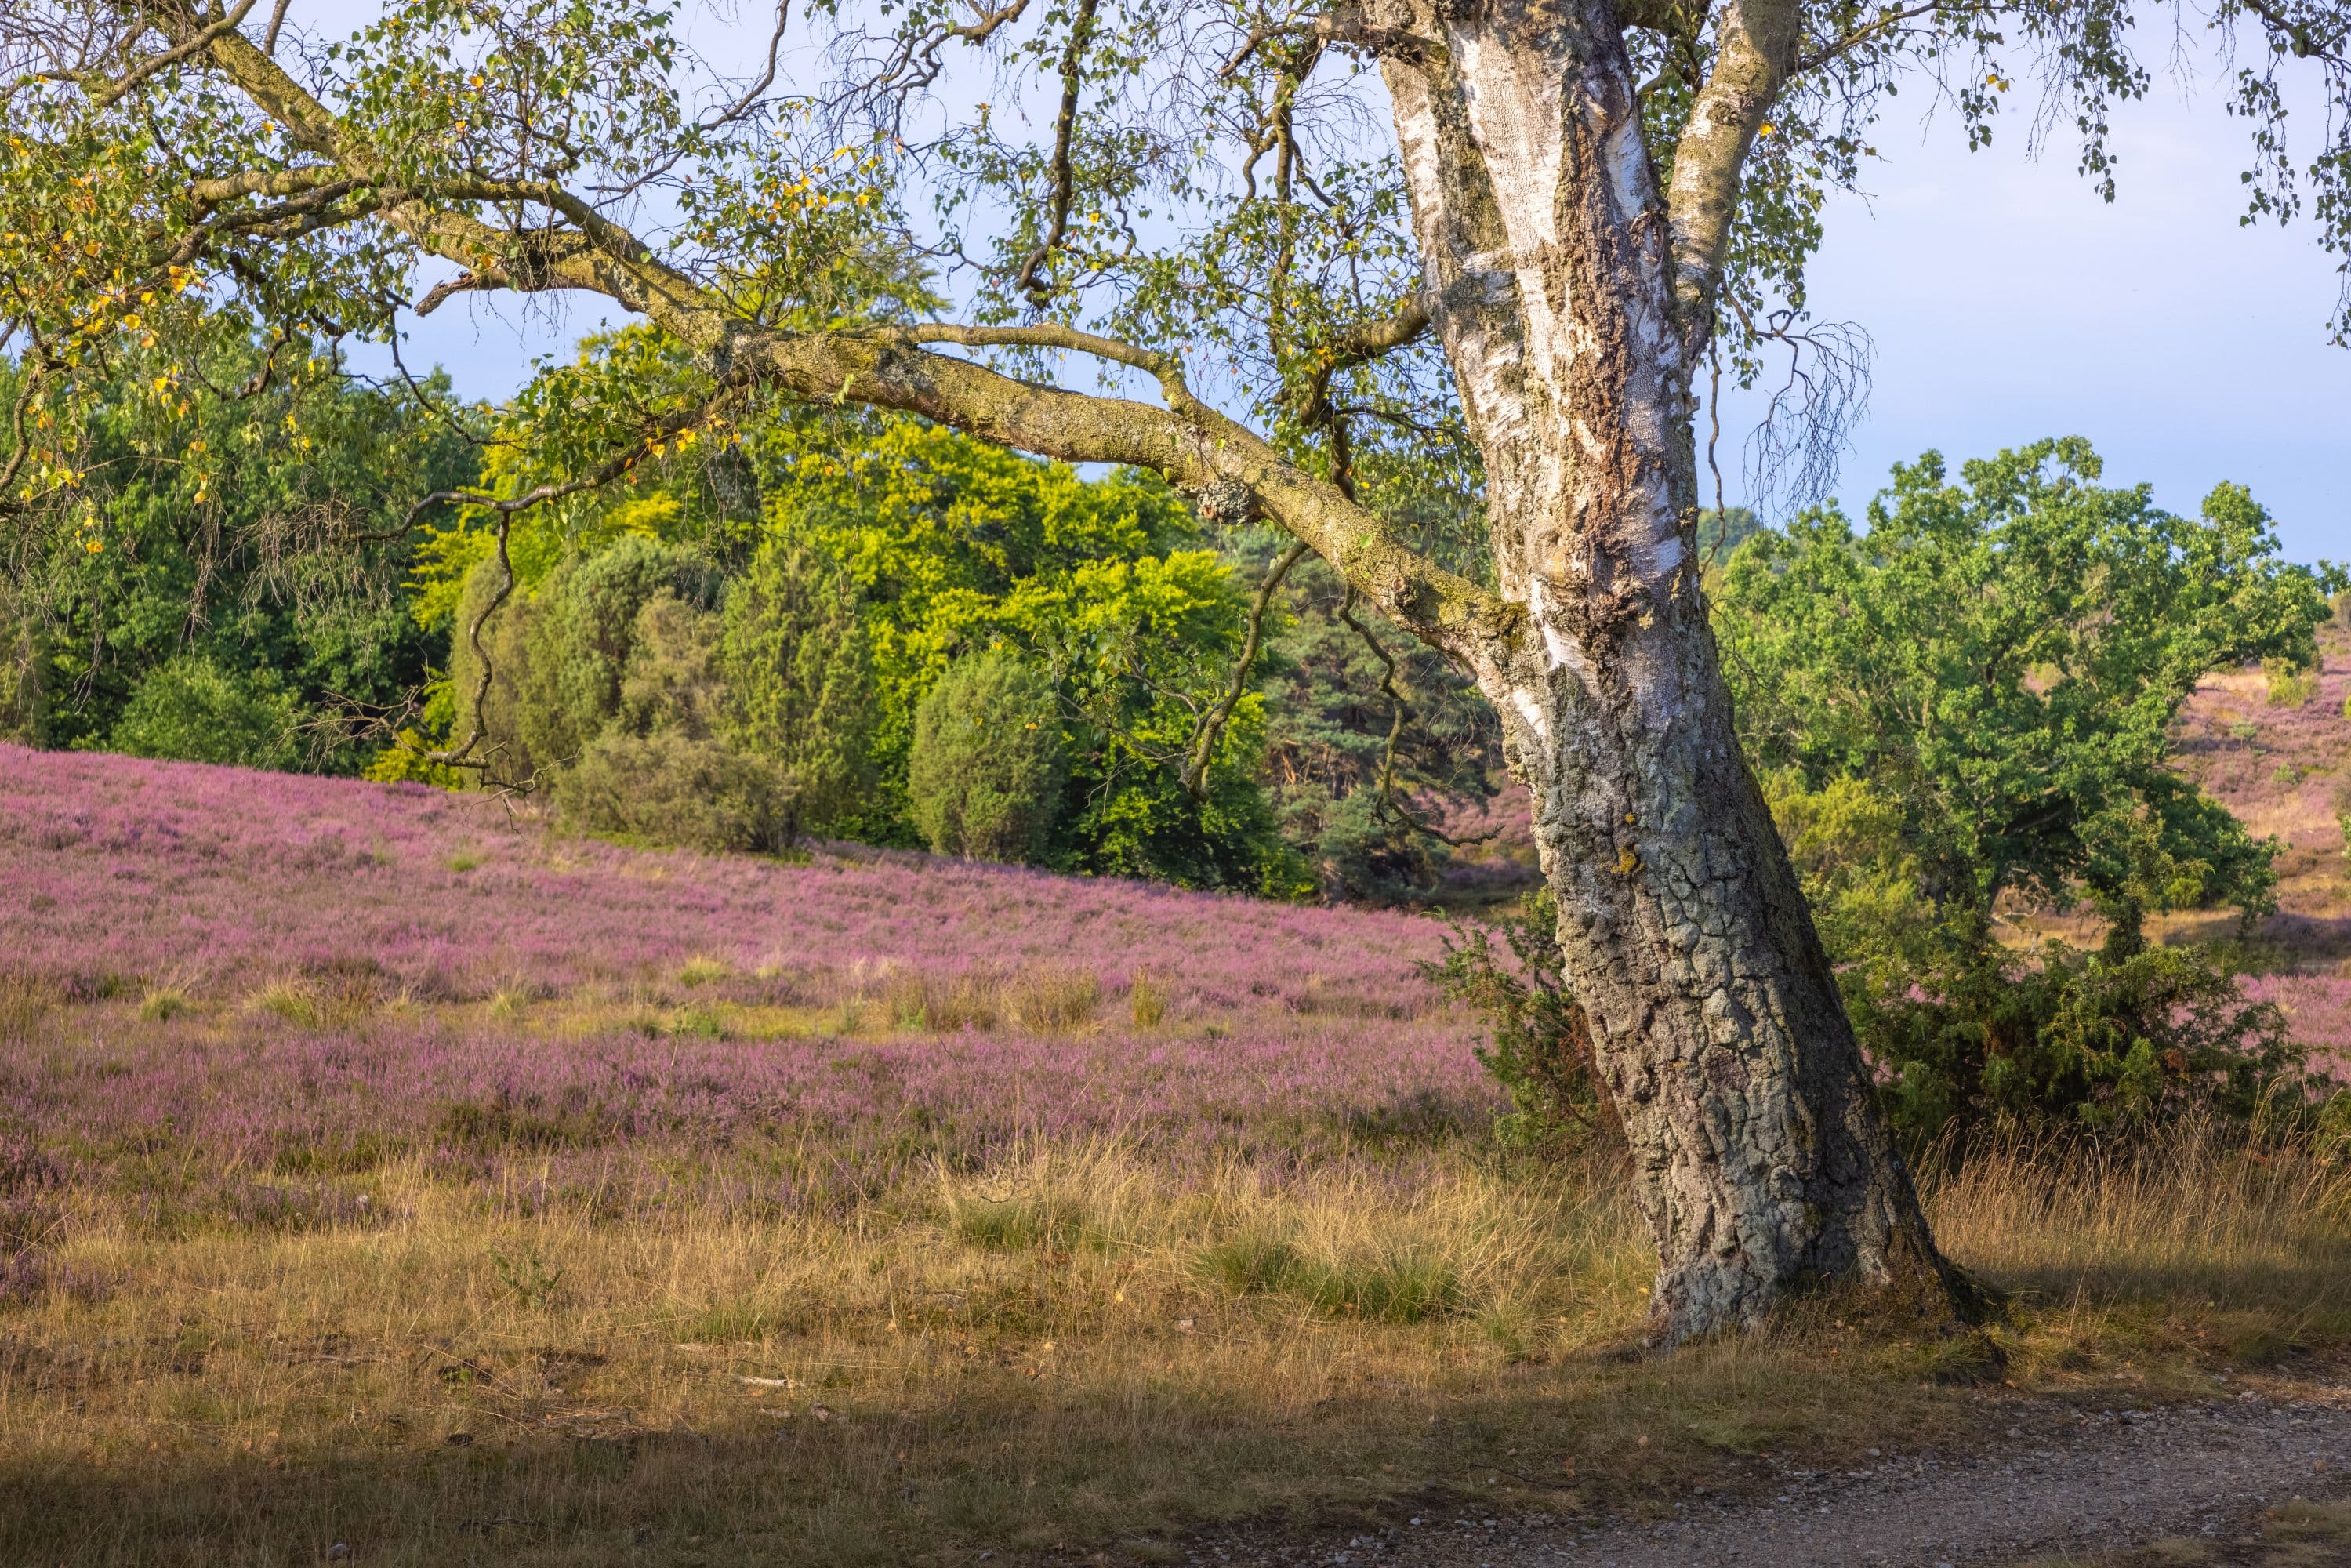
[1664,0,1802,338]
[1179,539,1308,799]
[164,9,1517,670]
[1014,0,1099,307]
[89,0,265,110]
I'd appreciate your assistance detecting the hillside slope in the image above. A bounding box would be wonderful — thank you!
[2168,620,2351,1063]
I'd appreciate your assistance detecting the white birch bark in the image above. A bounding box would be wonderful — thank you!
[1377,0,1969,1342]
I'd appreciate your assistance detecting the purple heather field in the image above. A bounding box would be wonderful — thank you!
[5,735,2346,1252]
[0,745,1495,1232]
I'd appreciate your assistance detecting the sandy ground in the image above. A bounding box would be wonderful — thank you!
[1181,1386,2351,1568]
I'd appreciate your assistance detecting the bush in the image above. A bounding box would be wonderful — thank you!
[908,651,1065,863]
[1422,887,1618,1149]
[1866,939,2309,1135]
[447,536,720,789]
[720,532,876,840]
[109,655,302,769]
[560,593,787,851]
[1763,769,2310,1135]
[2264,656,2319,709]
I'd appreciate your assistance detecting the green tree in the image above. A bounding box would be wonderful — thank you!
[760,419,1293,887]
[1716,440,2334,1131]
[108,652,301,769]
[908,651,1066,864]
[1254,548,1504,902]
[720,530,876,842]
[1719,440,2327,947]
[0,337,472,770]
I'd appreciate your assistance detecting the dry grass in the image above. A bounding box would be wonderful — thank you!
[873,964,1103,1034]
[5,1119,2349,1566]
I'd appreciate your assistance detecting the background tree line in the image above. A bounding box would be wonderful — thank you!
[2,326,1504,903]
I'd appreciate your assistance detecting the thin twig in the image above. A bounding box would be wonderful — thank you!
[1014,0,1100,307]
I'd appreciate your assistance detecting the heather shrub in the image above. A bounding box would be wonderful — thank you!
[909,651,1065,864]
[109,654,302,770]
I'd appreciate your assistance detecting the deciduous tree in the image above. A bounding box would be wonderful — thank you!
[12,0,2351,1339]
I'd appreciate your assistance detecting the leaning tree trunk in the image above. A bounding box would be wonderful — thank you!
[1379,0,1972,1343]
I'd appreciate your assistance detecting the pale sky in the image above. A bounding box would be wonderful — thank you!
[368,28,2351,567]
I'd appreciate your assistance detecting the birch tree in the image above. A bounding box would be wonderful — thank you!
[9,0,2351,1341]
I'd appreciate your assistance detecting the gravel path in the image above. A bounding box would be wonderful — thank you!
[1185,1388,2351,1568]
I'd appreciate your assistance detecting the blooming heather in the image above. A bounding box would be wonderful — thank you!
[0,745,1497,1225]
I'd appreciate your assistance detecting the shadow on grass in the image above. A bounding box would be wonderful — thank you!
[0,1337,2015,1568]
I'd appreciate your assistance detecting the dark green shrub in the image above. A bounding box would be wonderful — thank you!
[1865,940,2308,1135]
[720,532,876,840]
[1422,887,1618,1149]
[448,536,720,789]
[907,651,1065,863]
[560,593,787,851]
[108,655,302,769]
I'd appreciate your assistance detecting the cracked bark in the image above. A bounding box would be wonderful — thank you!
[1376,0,1970,1341]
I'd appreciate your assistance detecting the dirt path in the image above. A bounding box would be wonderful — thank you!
[1185,1388,2351,1568]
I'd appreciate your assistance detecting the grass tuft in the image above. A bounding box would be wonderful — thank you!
[678,955,731,988]
[137,985,190,1023]
[1129,968,1167,1029]
[245,979,318,1028]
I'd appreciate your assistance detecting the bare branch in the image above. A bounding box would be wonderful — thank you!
[1014,0,1101,307]
[1178,539,1308,799]
[1336,590,1497,848]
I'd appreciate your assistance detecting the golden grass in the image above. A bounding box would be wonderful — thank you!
[4,1123,2348,1565]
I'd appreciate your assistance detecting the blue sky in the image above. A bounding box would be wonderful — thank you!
[371,35,2351,567]
[1716,63,2351,566]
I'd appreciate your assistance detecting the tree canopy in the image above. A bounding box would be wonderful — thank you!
[1718,439,2334,942]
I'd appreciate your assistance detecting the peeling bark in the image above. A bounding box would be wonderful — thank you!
[1374,0,1968,1342]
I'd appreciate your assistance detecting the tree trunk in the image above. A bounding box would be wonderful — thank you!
[1379,0,1974,1343]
